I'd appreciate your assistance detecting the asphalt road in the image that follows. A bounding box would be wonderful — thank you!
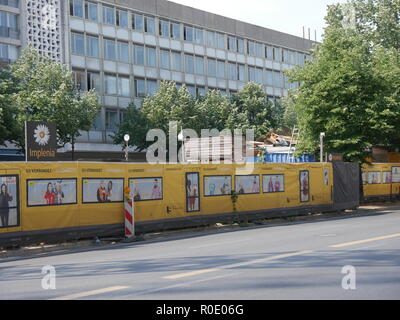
[1,208,400,300]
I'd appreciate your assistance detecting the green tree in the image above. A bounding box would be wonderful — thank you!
[270,98,287,131]
[195,89,232,131]
[281,94,299,132]
[115,81,281,151]
[10,47,100,159]
[351,0,400,50]
[286,1,400,162]
[114,81,197,150]
[227,82,273,138]
[142,81,196,132]
[0,68,21,146]
[113,103,150,151]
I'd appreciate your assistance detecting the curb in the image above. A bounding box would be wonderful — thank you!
[0,240,98,259]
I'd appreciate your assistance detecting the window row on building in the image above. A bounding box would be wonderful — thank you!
[72,67,292,100]
[71,33,298,88]
[69,0,311,65]
[72,69,285,107]
[73,69,160,98]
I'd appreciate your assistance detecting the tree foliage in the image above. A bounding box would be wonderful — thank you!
[227,83,274,138]
[114,81,279,150]
[0,47,100,153]
[286,0,400,162]
[0,68,21,146]
[11,47,101,149]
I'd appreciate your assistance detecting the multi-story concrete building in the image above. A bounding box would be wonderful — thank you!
[0,0,315,157]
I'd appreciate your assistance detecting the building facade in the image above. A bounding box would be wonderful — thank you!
[0,0,315,154]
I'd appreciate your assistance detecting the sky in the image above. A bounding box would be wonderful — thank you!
[169,0,349,42]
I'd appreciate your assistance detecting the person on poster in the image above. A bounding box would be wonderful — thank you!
[268,176,274,193]
[324,170,329,186]
[151,179,161,199]
[97,180,107,202]
[238,184,245,194]
[186,177,192,198]
[54,181,64,205]
[274,176,281,192]
[106,181,113,202]
[302,173,309,200]
[209,183,216,196]
[252,177,259,193]
[221,177,230,195]
[189,184,198,211]
[133,184,141,201]
[0,183,13,227]
[44,182,56,205]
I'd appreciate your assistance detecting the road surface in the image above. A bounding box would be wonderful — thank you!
[1,208,400,300]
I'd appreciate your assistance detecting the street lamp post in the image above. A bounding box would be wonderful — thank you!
[320,132,325,163]
[124,134,130,162]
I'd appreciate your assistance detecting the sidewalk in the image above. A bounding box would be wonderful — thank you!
[1,201,399,260]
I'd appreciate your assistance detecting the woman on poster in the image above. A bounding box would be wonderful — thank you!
[97,181,107,202]
[268,177,274,193]
[189,184,198,211]
[106,181,113,202]
[221,177,230,195]
[302,173,309,201]
[0,183,13,227]
[274,176,281,192]
[44,182,56,205]
[151,179,161,199]
[251,177,259,193]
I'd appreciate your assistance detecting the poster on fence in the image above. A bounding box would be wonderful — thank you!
[382,172,392,184]
[235,175,260,194]
[27,179,77,206]
[300,171,310,202]
[82,178,124,203]
[0,175,19,228]
[362,172,368,185]
[186,173,200,212]
[324,168,329,186]
[204,176,231,196]
[129,178,163,201]
[368,172,381,184]
[392,167,400,183]
[263,174,285,193]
